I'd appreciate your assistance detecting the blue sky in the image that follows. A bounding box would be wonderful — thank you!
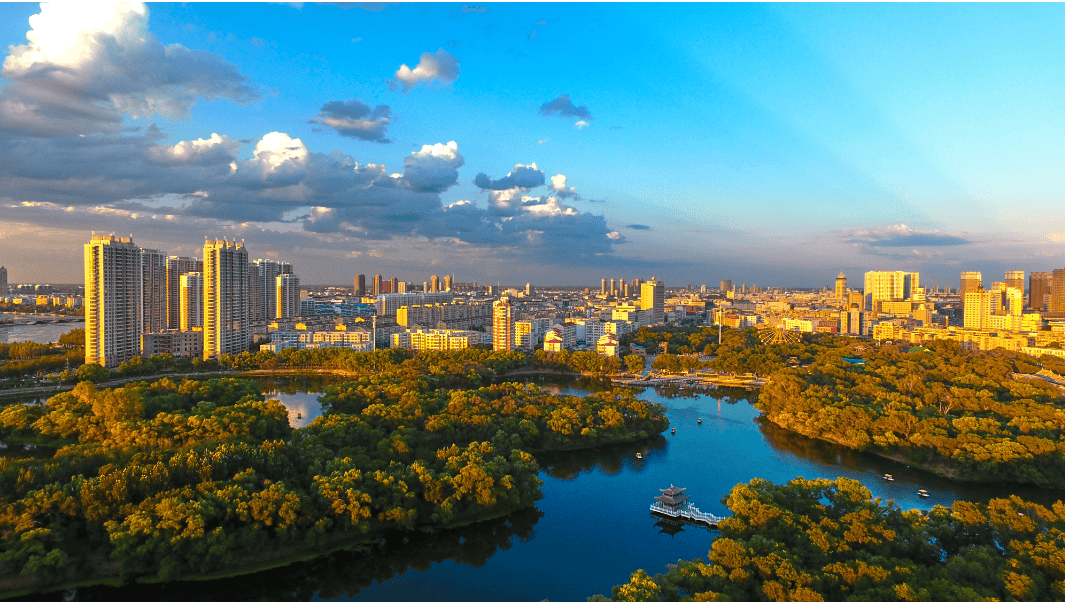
[0,3,1062,288]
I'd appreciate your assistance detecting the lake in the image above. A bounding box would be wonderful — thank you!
[19,377,1065,602]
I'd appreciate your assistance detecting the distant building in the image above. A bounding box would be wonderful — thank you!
[276,274,301,319]
[864,271,919,310]
[85,234,142,368]
[834,272,847,300]
[179,272,203,330]
[141,248,168,334]
[1031,272,1051,311]
[1053,269,1065,315]
[0,265,6,292]
[641,278,665,324]
[354,274,366,296]
[1005,270,1025,294]
[391,328,482,351]
[430,275,440,293]
[372,274,382,297]
[444,275,453,291]
[167,256,202,329]
[719,279,731,292]
[142,329,203,359]
[959,271,983,314]
[492,296,513,352]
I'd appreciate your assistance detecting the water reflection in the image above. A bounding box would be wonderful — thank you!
[39,509,542,602]
[536,435,668,480]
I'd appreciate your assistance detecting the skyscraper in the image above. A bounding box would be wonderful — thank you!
[526,283,533,296]
[601,278,607,294]
[276,273,300,319]
[492,296,513,352]
[1030,272,1051,311]
[1052,269,1065,315]
[179,272,203,330]
[1005,270,1024,293]
[390,277,400,296]
[0,265,7,292]
[85,234,142,368]
[431,275,440,293]
[354,274,366,296]
[959,271,982,313]
[834,272,847,300]
[610,278,616,296]
[166,256,202,329]
[444,275,453,291]
[372,274,382,297]
[864,271,919,310]
[719,279,731,293]
[254,260,292,322]
[203,239,249,359]
[641,278,665,324]
[141,248,168,334]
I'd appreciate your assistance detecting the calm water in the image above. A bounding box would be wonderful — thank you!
[0,314,80,344]
[25,379,1065,602]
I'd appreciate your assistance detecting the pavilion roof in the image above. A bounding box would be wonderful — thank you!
[655,492,691,505]
[659,485,687,496]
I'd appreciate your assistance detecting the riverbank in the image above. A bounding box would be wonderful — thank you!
[0,502,529,599]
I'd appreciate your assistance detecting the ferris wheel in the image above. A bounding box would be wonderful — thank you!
[758,317,801,345]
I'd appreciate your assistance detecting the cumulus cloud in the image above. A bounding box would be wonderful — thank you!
[390,48,459,92]
[310,100,391,142]
[840,224,971,248]
[0,3,259,136]
[549,173,580,200]
[401,141,464,192]
[574,120,589,130]
[540,94,593,121]
[147,133,240,168]
[474,163,545,191]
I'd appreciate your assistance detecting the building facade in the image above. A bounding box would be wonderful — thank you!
[85,235,143,368]
[179,272,203,330]
[203,239,249,359]
[166,256,202,329]
[141,248,168,334]
[1031,272,1051,311]
[640,278,665,324]
[276,273,301,319]
[492,296,513,352]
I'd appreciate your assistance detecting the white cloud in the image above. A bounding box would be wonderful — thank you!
[0,2,258,135]
[574,120,589,129]
[390,48,459,92]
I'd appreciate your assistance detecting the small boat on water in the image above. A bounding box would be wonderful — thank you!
[636,453,643,459]
[296,412,302,419]
[917,489,929,498]
[697,418,702,424]
[883,474,894,481]
[671,428,676,434]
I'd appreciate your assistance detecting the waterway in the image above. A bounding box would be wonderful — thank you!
[0,314,79,345]
[17,376,1065,602]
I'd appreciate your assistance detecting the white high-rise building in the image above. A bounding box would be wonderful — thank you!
[204,239,249,359]
[276,273,301,319]
[179,272,203,330]
[85,234,142,368]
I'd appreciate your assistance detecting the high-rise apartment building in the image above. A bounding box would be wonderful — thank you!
[1052,269,1065,315]
[390,277,400,296]
[641,278,665,324]
[430,275,440,293]
[276,274,301,319]
[0,265,7,292]
[166,256,202,329]
[85,235,142,368]
[1005,271,1025,293]
[864,271,919,310]
[526,283,533,296]
[959,271,982,313]
[141,248,167,334]
[179,272,203,330]
[610,278,617,296]
[1030,272,1051,311]
[354,274,366,296]
[834,272,847,300]
[719,279,731,293]
[444,275,452,291]
[601,278,607,294]
[964,290,998,329]
[203,239,249,359]
[492,296,513,352]
[252,260,291,322]
[372,274,382,297]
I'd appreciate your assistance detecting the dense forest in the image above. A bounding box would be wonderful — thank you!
[756,337,1065,487]
[595,476,1065,601]
[0,351,667,593]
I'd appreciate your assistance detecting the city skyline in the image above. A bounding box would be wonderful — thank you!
[2,3,1065,286]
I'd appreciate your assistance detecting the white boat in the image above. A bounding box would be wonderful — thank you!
[917,489,929,498]
[636,453,643,459]
[883,474,894,481]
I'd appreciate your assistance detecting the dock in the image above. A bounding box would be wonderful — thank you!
[650,484,726,527]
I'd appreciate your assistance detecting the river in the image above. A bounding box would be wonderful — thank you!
[0,314,80,345]
[18,377,1065,602]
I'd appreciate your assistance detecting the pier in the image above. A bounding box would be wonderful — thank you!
[650,485,725,527]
